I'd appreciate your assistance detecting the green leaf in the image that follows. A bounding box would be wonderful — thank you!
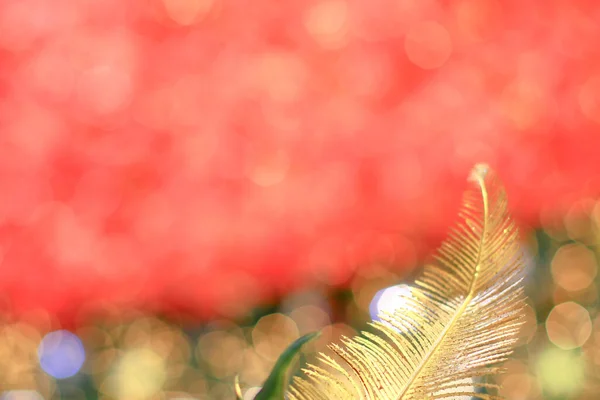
[253,331,321,400]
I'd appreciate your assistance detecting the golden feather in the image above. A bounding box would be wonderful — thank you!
[287,164,527,400]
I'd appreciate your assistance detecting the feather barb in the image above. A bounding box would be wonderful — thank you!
[287,164,527,399]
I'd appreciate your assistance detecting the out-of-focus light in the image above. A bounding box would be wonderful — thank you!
[196,330,246,378]
[280,290,330,315]
[500,79,548,131]
[169,397,198,400]
[316,323,357,348]
[243,387,261,400]
[498,372,538,399]
[578,74,600,125]
[536,348,585,397]
[498,359,541,400]
[245,149,290,187]
[551,243,597,292]
[38,330,86,379]
[289,305,331,334]
[162,0,214,26]
[249,52,307,104]
[304,0,349,49]
[564,200,596,242]
[516,304,538,345]
[553,283,598,306]
[110,348,166,399]
[180,368,209,396]
[0,391,44,400]
[404,21,453,70]
[369,284,414,322]
[240,347,272,386]
[252,314,299,361]
[77,65,133,117]
[170,397,200,400]
[546,301,592,350]
[0,390,44,400]
[452,0,500,43]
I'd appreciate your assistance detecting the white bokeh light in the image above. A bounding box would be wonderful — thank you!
[0,391,44,400]
[369,284,414,322]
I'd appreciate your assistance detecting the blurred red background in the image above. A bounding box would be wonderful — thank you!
[1,0,600,324]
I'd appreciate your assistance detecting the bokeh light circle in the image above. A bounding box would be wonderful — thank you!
[404,21,453,69]
[252,314,299,361]
[243,387,262,400]
[113,348,167,398]
[545,301,592,350]
[37,330,86,379]
[536,348,585,397]
[497,359,540,399]
[551,243,597,292]
[369,284,414,322]
[0,391,44,400]
[196,330,246,378]
[304,0,349,49]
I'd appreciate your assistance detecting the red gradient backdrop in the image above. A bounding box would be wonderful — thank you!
[1,0,600,323]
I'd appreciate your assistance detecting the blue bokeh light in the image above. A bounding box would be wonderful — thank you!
[37,330,86,379]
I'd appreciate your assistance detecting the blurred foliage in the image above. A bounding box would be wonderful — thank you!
[2,207,600,399]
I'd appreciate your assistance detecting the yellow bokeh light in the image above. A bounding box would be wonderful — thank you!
[240,347,271,386]
[546,301,592,350]
[289,305,331,335]
[583,315,600,378]
[196,330,246,378]
[252,314,299,361]
[0,322,56,397]
[551,243,597,292]
[536,348,585,397]
[104,348,167,399]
